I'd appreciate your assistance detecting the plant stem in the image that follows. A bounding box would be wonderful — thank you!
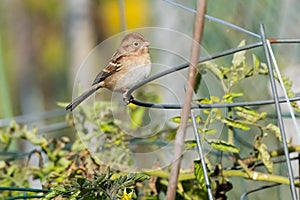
[166,0,207,199]
[221,169,300,187]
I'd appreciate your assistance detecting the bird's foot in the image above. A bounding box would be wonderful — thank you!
[123,91,133,105]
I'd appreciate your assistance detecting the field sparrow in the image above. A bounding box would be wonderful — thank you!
[66,32,151,111]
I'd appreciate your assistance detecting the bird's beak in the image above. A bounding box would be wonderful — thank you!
[143,41,150,48]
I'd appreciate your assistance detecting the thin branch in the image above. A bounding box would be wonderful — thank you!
[166,0,207,199]
[221,170,300,187]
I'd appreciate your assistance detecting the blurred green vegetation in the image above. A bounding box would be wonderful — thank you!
[0,0,299,116]
[0,0,151,116]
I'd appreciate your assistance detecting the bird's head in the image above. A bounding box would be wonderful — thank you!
[120,32,150,54]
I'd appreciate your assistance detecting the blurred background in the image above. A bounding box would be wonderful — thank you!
[0,0,299,117]
[0,0,300,199]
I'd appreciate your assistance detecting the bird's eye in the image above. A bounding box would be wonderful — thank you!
[133,41,139,47]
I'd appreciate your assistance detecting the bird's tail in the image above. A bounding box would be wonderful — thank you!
[66,84,101,111]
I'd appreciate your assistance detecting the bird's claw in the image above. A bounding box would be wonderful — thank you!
[123,92,133,105]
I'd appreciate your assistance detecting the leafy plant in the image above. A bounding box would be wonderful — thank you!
[1,41,300,199]
[172,40,300,198]
[43,168,149,200]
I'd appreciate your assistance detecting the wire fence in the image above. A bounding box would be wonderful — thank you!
[1,0,300,199]
[127,1,300,199]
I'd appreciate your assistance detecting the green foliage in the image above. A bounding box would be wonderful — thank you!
[254,135,273,173]
[234,106,267,124]
[207,139,240,153]
[43,169,149,200]
[0,121,101,197]
[129,90,161,129]
[193,160,210,199]
[170,115,202,124]
[177,41,300,198]
[0,114,152,199]
[194,160,209,192]
[1,40,300,199]
[71,101,133,168]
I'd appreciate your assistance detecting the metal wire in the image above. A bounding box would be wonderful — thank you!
[123,2,300,199]
[126,39,300,107]
[131,94,300,110]
[162,0,261,38]
[191,109,214,199]
[266,40,300,139]
[240,183,281,200]
[260,24,297,199]
[0,186,49,200]
[6,195,45,200]
[0,109,66,127]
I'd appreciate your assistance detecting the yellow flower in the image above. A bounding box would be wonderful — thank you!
[120,188,133,200]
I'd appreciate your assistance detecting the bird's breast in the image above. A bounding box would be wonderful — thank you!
[104,53,151,91]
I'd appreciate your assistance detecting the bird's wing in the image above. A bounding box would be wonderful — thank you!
[92,50,124,86]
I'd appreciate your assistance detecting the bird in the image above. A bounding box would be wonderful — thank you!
[65,32,151,111]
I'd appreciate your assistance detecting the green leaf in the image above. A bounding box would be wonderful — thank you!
[232,40,246,67]
[185,140,197,150]
[52,186,66,193]
[273,75,300,112]
[235,106,267,122]
[260,143,273,173]
[198,128,217,135]
[258,63,269,74]
[170,116,181,123]
[219,66,231,79]
[254,136,273,173]
[194,71,202,93]
[42,191,60,200]
[0,130,10,144]
[291,101,300,112]
[169,115,202,124]
[131,173,149,182]
[77,177,86,186]
[196,96,220,104]
[222,93,243,103]
[207,139,240,153]
[221,117,250,130]
[275,75,296,100]
[252,54,260,72]
[194,160,208,191]
[203,61,224,81]
[210,96,221,103]
[69,190,81,200]
[265,123,282,142]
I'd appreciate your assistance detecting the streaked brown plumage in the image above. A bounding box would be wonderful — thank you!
[66,32,151,111]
